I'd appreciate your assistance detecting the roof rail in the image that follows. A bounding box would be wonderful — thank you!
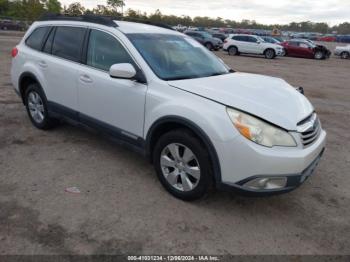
[116,17,174,30]
[38,13,174,31]
[38,13,118,27]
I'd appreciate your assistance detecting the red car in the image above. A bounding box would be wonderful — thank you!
[281,40,331,60]
[317,35,337,42]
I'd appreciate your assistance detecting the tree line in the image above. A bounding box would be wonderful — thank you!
[1,0,350,34]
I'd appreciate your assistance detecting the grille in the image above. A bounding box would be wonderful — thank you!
[298,113,321,147]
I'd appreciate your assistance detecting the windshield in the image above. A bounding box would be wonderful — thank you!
[127,33,230,81]
[200,32,212,38]
[256,36,265,42]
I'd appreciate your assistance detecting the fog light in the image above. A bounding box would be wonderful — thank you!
[243,177,288,190]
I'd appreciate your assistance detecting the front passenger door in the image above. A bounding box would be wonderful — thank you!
[77,29,147,139]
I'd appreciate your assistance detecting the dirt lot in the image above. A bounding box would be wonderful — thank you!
[0,31,349,255]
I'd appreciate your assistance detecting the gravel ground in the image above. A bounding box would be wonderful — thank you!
[0,31,349,255]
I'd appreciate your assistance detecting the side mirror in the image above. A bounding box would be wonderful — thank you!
[109,63,136,79]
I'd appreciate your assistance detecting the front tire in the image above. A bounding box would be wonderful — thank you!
[264,49,276,59]
[205,42,213,50]
[24,83,58,130]
[341,52,349,59]
[153,129,213,201]
[314,51,324,60]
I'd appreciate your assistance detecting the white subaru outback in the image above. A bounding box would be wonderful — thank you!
[11,15,326,200]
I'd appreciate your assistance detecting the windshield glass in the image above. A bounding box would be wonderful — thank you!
[127,33,230,81]
[200,32,212,38]
[256,36,265,42]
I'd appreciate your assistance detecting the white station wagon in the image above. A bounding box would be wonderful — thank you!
[11,15,326,200]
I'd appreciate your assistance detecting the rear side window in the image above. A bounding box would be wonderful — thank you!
[52,26,86,63]
[233,35,245,41]
[25,27,50,51]
[87,30,133,71]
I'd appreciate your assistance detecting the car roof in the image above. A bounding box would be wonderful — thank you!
[116,21,180,35]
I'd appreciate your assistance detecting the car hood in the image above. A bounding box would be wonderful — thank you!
[168,72,314,130]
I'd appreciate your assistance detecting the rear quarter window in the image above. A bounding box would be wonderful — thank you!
[25,26,50,51]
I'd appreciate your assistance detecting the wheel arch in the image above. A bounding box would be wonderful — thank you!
[341,51,350,57]
[264,47,275,54]
[145,116,222,185]
[18,72,45,104]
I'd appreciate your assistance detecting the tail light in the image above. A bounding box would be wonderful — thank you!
[11,47,18,58]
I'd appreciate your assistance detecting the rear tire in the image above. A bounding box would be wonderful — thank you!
[24,83,59,130]
[228,46,238,56]
[153,129,213,201]
[341,52,349,59]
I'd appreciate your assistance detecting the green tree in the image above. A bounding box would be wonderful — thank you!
[45,0,61,13]
[65,2,85,16]
[92,5,115,16]
[107,0,124,15]
[0,0,9,15]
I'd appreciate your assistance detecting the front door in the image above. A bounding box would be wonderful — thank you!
[77,29,147,139]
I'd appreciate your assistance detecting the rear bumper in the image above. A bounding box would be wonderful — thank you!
[218,148,325,196]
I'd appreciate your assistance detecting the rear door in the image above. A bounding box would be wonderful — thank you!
[233,36,248,53]
[42,26,87,115]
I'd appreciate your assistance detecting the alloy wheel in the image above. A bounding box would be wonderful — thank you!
[266,49,274,59]
[27,91,45,124]
[315,51,324,60]
[341,52,349,59]
[160,143,201,192]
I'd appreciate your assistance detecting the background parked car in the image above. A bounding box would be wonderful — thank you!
[261,36,282,44]
[210,32,227,42]
[281,40,331,60]
[334,44,350,59]
[184,30,223,50]
[336,35,350,43]
[317,35,337,42]
[0,19,26,31]
[223,34,285,59]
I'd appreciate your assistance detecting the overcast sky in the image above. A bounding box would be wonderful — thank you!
[60,0,350,25]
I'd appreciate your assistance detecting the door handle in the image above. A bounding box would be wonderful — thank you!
[38,61,47,68]
[79,74,93,84]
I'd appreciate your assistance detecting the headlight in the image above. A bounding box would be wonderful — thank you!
[226,108,297,147]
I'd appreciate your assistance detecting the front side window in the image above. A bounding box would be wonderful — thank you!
[25,26,50,51]
[87,30,133,71]
[127,33,230,81]
[52,26,86,63]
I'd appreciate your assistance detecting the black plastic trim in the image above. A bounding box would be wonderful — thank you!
[145,116,222,186]
[47,101,146,154]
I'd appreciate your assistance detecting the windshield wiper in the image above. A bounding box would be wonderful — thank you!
[165,75,200,81]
